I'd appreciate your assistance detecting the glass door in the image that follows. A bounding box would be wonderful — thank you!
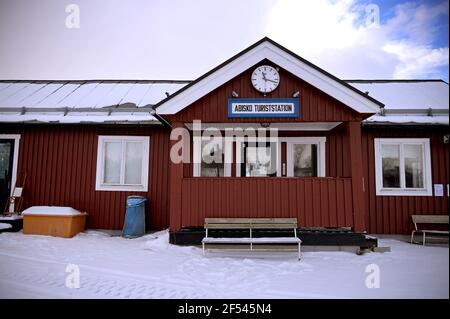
[285,137,326,177]
[240,141,277,177]
[291,144,318,177]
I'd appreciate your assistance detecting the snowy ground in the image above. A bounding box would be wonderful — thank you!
[0,230,448,299]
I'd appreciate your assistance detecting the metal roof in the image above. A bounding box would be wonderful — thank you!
[0,79,448,125]
[0,80,190,124]
[347,80,449,125]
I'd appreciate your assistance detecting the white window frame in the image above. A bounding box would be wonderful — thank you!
[96,135,150,191]
[193,136,232,177]
[283,137,326,177]
[374,138,432,196]
[235,136,280,177]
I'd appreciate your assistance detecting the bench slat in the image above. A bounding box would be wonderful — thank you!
[205,218,298,230]
[412,215,449,224]
[205,223,297,229]
[414,230,449,235]
[205,218,297,224]
[202,237,301,244]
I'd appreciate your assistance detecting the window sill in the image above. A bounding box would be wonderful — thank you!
[95,185,148,192]
[376,189,432,196]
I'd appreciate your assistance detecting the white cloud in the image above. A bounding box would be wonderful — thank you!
[383,43,449,78]
[266,0,449,80]
[0,0,447,80]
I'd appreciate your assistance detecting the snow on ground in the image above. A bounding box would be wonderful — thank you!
[0,230,447,299]
[0,223,12,230]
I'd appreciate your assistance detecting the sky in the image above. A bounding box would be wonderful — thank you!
[0,0,448,81]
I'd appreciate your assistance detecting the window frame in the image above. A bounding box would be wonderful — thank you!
[235,136,279,177]
[374,138,432,196]
[95,135,150,192]
[284,137,326,177]
[193,136,232,177]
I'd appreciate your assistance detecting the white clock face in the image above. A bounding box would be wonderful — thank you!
[251,65,280,93]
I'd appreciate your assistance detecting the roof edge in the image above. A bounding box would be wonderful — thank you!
[0,79,193,84]
[345,79,448,84]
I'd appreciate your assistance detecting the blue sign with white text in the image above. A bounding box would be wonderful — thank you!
[227,98,299,118]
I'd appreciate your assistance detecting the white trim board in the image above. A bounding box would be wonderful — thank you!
[156,40,381,115]
[185,122,341,131]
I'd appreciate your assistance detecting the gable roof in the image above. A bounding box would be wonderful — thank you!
[155,37,383,115]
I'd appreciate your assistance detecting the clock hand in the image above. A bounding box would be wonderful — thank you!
[265,78,278,83]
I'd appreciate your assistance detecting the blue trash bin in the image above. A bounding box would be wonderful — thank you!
[122,195,147,238]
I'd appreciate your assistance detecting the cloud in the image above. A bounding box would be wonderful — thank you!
[383,43,449,78]
[266,0,449,80]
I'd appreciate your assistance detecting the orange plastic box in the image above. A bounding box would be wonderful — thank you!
[22,206,87,238]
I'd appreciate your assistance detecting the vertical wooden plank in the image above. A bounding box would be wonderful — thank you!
[347,122,367,232]
[336,179,345,226]
[328,179,337,227]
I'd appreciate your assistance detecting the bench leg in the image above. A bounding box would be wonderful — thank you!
[298,243,301,261]
[423,232,426,246]
[410,231,415,244]
[202,242,205,256]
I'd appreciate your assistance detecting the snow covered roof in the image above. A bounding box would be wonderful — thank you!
[346,80,449,125]
[0,80,189,124]
[0,79,448,125]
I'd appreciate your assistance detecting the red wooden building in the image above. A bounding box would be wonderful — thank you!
[0,38,448,238]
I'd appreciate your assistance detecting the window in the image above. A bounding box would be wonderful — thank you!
[200,140,225,177]
[286,137,326,177]
[235,138,279,177]
[193,136,325,178]
[374,138,432,196]
[96,136,149,191]
[193,137,232,177]
[292,144,318,176]
[241,141,277,177]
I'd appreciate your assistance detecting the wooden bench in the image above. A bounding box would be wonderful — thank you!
[410,215,449,246]
[202,218,302,260]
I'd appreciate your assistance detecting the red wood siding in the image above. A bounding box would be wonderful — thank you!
[362,126,449,234]
[179,177,355,228]
[167,60,363,123]
[1,124,170,230]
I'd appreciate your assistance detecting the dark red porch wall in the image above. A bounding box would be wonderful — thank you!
[166,61,364,123]
[180,177,355,229]
[1,124,170,230]
[362,126,449,234]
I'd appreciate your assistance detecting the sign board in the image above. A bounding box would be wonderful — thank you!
[434,184,444,197]
[228,98,299,118]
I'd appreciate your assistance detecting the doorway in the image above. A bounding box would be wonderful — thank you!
[0,135,20,212]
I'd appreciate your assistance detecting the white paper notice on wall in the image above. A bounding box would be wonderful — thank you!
[434,184,444,197]
[13,187,23,197]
